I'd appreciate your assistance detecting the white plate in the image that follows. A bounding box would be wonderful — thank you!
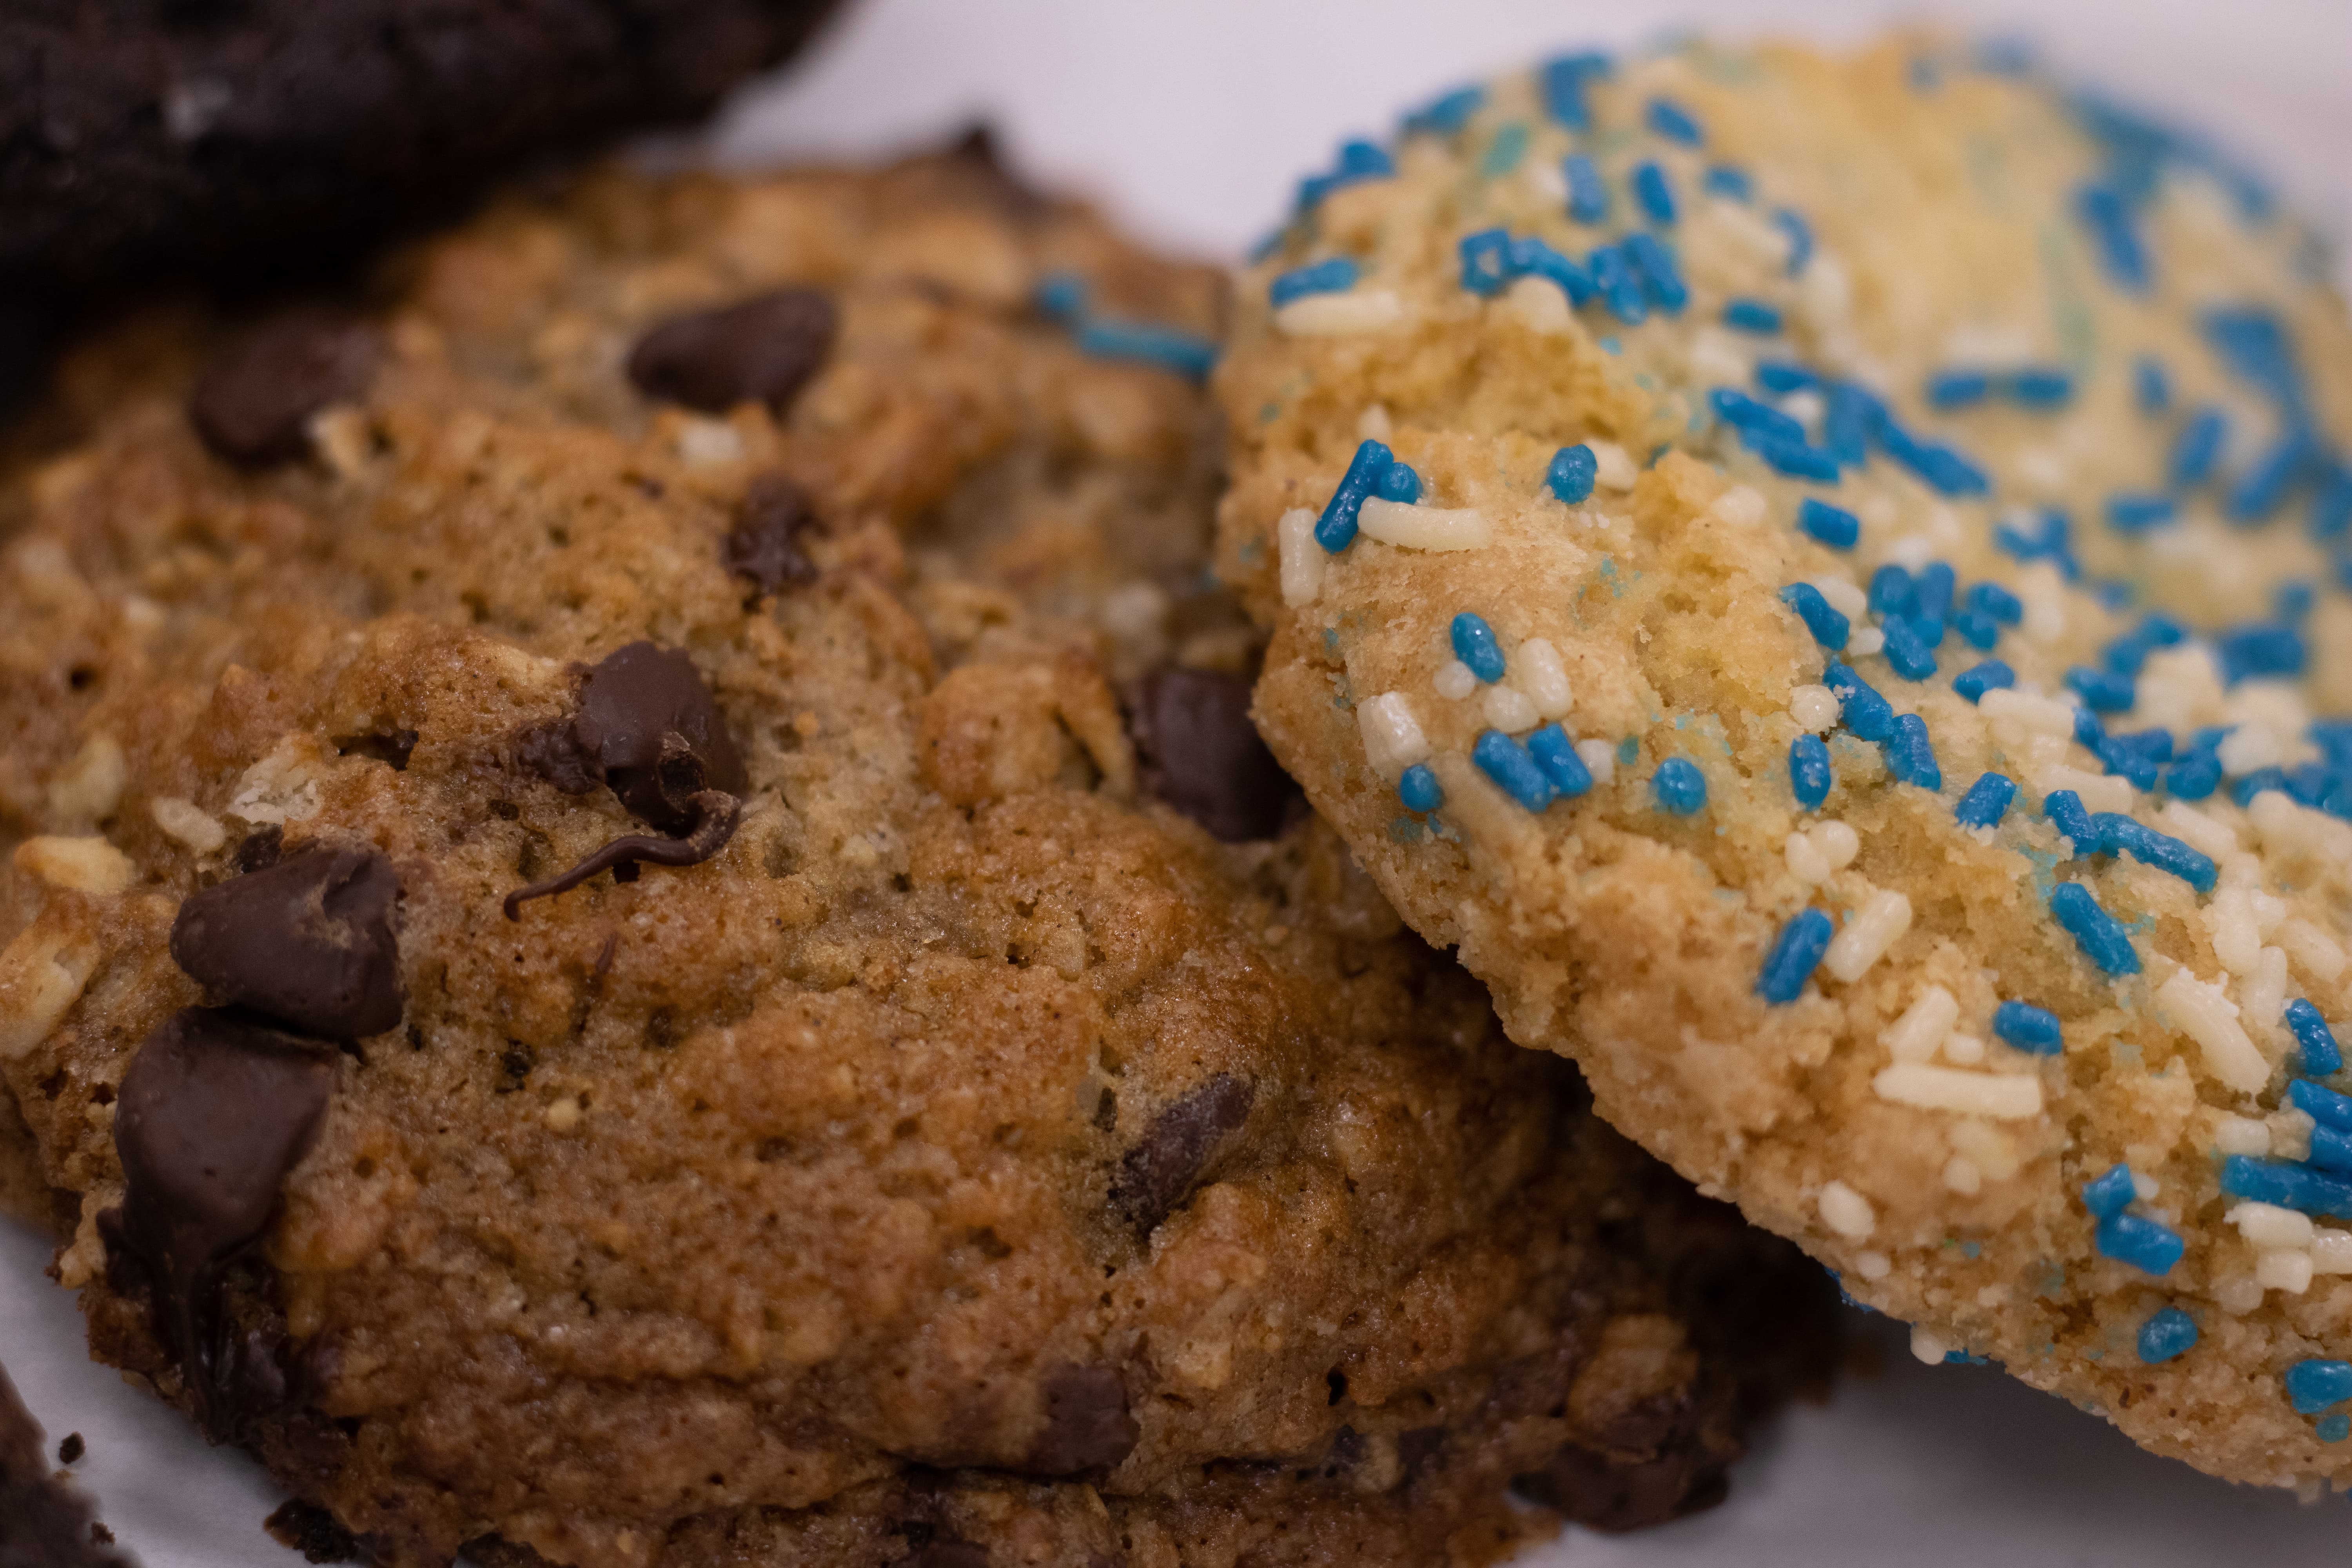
[9,1,2351,1560]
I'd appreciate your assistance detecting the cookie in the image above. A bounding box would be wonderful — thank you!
[0,1362,129,1568]
[0,151,1835,1566]
[1214,37,2352,1489]
[0,0,841,296]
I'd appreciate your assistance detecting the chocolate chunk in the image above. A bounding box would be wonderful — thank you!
[232,823,285,874]
[1025,1363,1138,1475]
[624,289,837,415]
[111,1008,336,1433]
[171,843,404,1039]
[1110,1073,1254,1233]
[1514,1441,1731,1534]
[902,1546,990,1568]
[188,311,381,467]
[724,473,822,595]
[265,1498,363,1564]
[0,1365,128,1567]
[1125,669,1297,842]
[56,1432,83,1465]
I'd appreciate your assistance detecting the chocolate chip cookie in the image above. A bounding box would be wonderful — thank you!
[0,147,1834,1566]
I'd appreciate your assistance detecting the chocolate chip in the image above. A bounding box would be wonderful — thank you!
[1125,669,1296,842]
[170,843,404,1040]
[624,289,836,415]
[724,473,822,595]
[1514,1442,1731,1534]
[264,1498,362,1564]
[334,729,417,770]
[1109,1072,1254,1233]
[111,1008,336,1432]
[902,1546,990,1568]
[1025,1363,1137,1475]
[231,823,284,874]
[188,310,381,467]
[56,1432,83,1465]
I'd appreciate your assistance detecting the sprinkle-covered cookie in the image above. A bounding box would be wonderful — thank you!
[0,150,1835,1565]
[1217,36,2352,1489]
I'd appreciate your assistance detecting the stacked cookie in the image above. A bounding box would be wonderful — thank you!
[0,135,1836,1566]
[1221,34,2352,1492]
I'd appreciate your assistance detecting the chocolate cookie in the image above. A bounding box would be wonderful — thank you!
[0,151,1833,1566]
[0,1362,130,1568]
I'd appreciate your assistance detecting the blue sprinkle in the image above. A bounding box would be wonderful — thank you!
[1074,320,1217,381]
[2226,431,2316,525]
[1790,735,1832,809]
[1757,909,1835,1004]
[1966,582,2023,624]
[1472,730,1554,811]
[2106,492,2176,534]
[2092,816,2216,891]
[2096,1213,2184,1276]
[1823,385,1872,467]
[1797,497,1858,548]
[2291,1078,2352,1132]
[2102,611,2187,675]
[1926,368,1994,410]
[1915,563,1956,622]
[1563,154,1610,224]
[2231,767,2291,808]
[2220,1156,2352,1218]
[1780,584,1849,651]
[1294,139,1397,213]
[1547,444,1598,504]
[1773,208,1813,275]
[2311,468,2352,540]
[2167,408,2229,490]
[2287,1001,2343,1076]
[1954,772,2016,828]
[1953,610,2000,650]
[1711,387,1806,443]
[1479,120,1530,178]
[2323,1414,2352,1444]
[1952,661,2014,703]
[2065,665,2136,712]
[1398,764,1443,813]
[2092,735,2160,792]
[1755,360,1821,396]
[1588,245,1648,324]
[1823,662,1895,742]
[2165,751,2222,800]
[1402,84,1485,138]
[2006,367,2075,408]
[2133,356,2171,414]
[1314,439,1394,552]
[1458,227,1516,296]
[2203,306,2305,409]
[1868,564,1916,618]
[2138,1307,2198,1365]
[1270,256,1361,309]
[1505,234,1594,305]
[2044,788,2094,851]
[2277,579,2317,622]
[1723,297,1783,334]
[1885,713,1941,790]
[1451,613,1506,682]
[1621,232,1687,313]
[1994,1000,2063,1054]
[1993,509,2082,580]
[2310,1123,2352,1175]
[1653,757,1707,815]
[1882,616,1938,681]
[2287,1361,2352,1417]
[1375,461,1421,503]
[2075,181,2151,293]
[1527,725,1594,799]
[2051,882,2141,975]
[1034,272,1089,323]
[1646,95,1703,145]
[2215,621,2307,684]
[1703,164,1753,201]
[2108,726,2176,763]
[1631,161,1678,225]
[2081,1163,2137,1220]
[1878,426,1989,497]
[1746,432,1840,483]
[1539,52,1611,131]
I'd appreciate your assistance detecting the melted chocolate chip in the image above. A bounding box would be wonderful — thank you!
[624,289,837,415]
[1514,1441,1731,1534]
[170,843,404,1039]
[724,473,822,595]
[264,1498,362,1564]
[1025,1363,1138,1475]
[1125,669,1296,842]
[1109,1073,1254,1234]
[188,311,381,467]
[111,1008,336,1432]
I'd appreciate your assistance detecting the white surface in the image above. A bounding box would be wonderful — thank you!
[9,2,2352,1562]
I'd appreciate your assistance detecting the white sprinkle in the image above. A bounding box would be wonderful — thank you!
[1855,1250,1891,1281]
[1357,498,1492,551]
[149,796,227,854]
[2156,969,2270,1094]
[1356,404,1394,443]
[2241,946,2289,1036]
[1818,1180,1877,1238]
[2214,1275,2266,1314]
[1588,441,1639,492]
[1356,693,1430,781]
[1825,890,1912,983]
[1434,660,1479,701]
[2250,791,2352,865]
[1909,1325,1951,1366]
[1688,327,1754,387]
[1810,576,1867,619]
[676,418,743,466]
[2018,568,2068,643]
[2271,1109,2315,1162]
[1847,626,1886,657]
[1522,158,1568,202]
[2312,1230,2352,1274]
[1872,1064,2044,1120]
[2218,724,2283,775]
[1882,985,1960,1064]
[2275,918,2347,984]
[2036,765,2134,813]
[1798,252,1852,331]
[1575,739,1616,785]
[2131,1171,2161,1201]
[2205,889,2263,976]
[1276,508,1324,608]
[1780,389,1827,430]
[2212,1114,2271,1156]
[2229,1201,2316,1249]
[1707,485,1767,528]
[1784,831,1831,885]
[1815,820,1860,869]
[1885,533,1937,570]
[1942,1032,1985,1067]
[1275,289,1405,336]
[1942,1156,1983,1195]
[2220,853,2263,889]
[2256,1249,2315,1295]
[2015,445,2071,489]
[2158,801,2238,862]
[2249,890,2286,940]
[1789,684,1838,733]
[1515,639,1573,720]
[1482,684,1539,733]
[1504,275,1575,335]
[1980,688,2076,737]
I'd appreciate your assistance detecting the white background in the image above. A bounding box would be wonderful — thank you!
[8,1,2352,1563]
